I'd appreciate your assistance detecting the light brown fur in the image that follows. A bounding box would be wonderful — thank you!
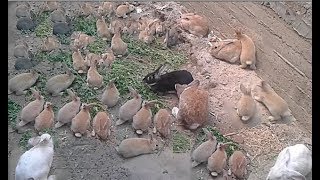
[209,39,242,64]
[79,3,93,17]
[35,102,54,132]
[86,57,103,89]
[101,80,119,108]
[73,33,95,49]
[14,42,29,58]
[235,29,256,70]
[115,3,135,18]
[41,36,60,52]
[50,7,66,23]
[111,29,128,56]
[178,13,209,37]
[71,103,91,137]
[92,111,111,140]
[39,1,60,12]
[46,69,75,96]
[109,20,125,34]
[236,84,256,121]
[154,109,172,138]
[72,48,88,73]
[207,143,227,174]
[132,101,155,134]
[15,2,31,18]
[96,16,112,41]
[98,2,114,17]
[99,48,115,69]
[8,70,39,95]
[229,150,247,179]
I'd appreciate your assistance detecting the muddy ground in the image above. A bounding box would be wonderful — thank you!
[8,1,311,180]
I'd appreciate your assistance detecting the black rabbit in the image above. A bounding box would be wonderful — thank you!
[143,63,194,94]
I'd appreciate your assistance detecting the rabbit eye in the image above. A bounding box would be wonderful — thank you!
[214,46,217,49]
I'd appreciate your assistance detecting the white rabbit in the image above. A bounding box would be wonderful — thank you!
[15,133,55,180]
[266,144,312,180]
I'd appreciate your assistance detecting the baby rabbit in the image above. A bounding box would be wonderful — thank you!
[18,88,45,127]
[111,28,128,57]
[86,57,103,90]
[14,42,30,58]
[39,1,60,12]
[117,87,142,126]
[98,2,114,17]
[132,101,156,135]
[50,7,66,23]
[40,36,60,52]
[236,83,256,121]
[254,81,292,122]
[116,134,158,158]
[84,51,102,67]
[92,111,112,140]
[8,70,39,95]
[138,26,155,44]
[72,47,88,74]
[228,150,248,179]
[178,13,209,37]
[209,38,242,64]
[153,108,173,138]
[122,20,140,35]
[267,144,312,180]
[99,48,115,70]
[15,134,54,180]
[163,25,183,48]
[79,3,94,17]
[15,2,31,18]
[101,80,120,108]
[235,28,256,70]
[34,102,54,132]
[109,20,125,35]
[115,3,135,18]
[96,15,112,41]
[71,103,92,137]
[73,32,95,49]
[207,143,228,177]
[55,88,81,128]
[46,69,75,96]
[191,129,217,168]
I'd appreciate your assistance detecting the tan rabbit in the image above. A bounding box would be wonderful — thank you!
[209,38,242,64]
[79,3,93,17]
[111,28,128,57]
[153,108,173,138]
[86,58,103,90]
[15,2,31,18]
[115,3,135,18]
[39,1,60,12]
[46,69,75,96]
[229,150,248,179]
[109,20,125,35]
[71,103,92,137]
[122,20,140,35]
[101,80,120,108]
[14,42,30,58]
[50,7,66,23]
[72,48,88,74]
[207,143,228,177]
[84,51,102,67]
[73,33,95,49]
[254,81,292,122]
[138,29,154,44]
[40,36,60,52]
[98,2,114,17]
[18,88,45,127]
[92,111,112,140]
[173,80,209,130]
[116,134,158,158]
[235,28,256,70]
[191,129,218,168]
[34,102,54,132]
[96,16,112,41]
[99,48,115,69]
[132,101,156,135]
[236,83,256,121]
[117,87,142,126]
[55,89,81,128]
[178,13,209,37]
[8,70,39,95]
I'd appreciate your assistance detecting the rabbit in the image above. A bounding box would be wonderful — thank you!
[151,19,165,37]
[138,29,155,44]
[111,28,128,57]
[153,108,173,138]
[96,15,112,41]
[78,3,94,17]
[71,103,92,137]
[39,1,60,13]
[142,63,194,94]
[191,128,218,167]
[72,47,88,74]
[14,41,30,59]
[132,101,156,135]
[163,25,183,48]
[53,22,71,35]
[84,51,102,67]
[50,7,67,23]
[115,134,158,158]
[236,83,256,121]
[86,57,103,90]
[99,48,115,70]
[15,134,54,180]
[55,88,81,128]
[117,87,142,126]
[34,102,54,132]
[92,111,112,140]
[207,143,228,177]
[109,20,125,35]
[228,150,248,179]
[98,2,114,17]
[101,80,120,108]
[15,2,31,18]
[173,80,209,130]
[40,36,60,52]
[235,28,257,70]
[73,33,95,49]
[178,13,209,37]
[46,69,75,96]
[18,88,45,127]
[115,3,135,18]
[8,69,39,95]
[254,81,292,122]
[266,144,312,180]
[16,17,36,31]
[209,38,242,64]
[122,20,140,35]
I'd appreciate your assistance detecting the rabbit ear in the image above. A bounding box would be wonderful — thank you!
[285,169,306,180]
[240,84,250,95]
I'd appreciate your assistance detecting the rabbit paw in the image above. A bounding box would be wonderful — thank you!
[267,116,276,121]
[239,64,247,69]
[78,70,84,74]
[210,172,218,177]
[227,169,232,176]
[75,133,82,138]
[91,130,96,137]
[136,130,143,135]
[152,127,157,134]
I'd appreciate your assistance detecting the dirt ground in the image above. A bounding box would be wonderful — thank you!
[8,1,311,180]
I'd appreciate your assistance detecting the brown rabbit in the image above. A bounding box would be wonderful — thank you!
[14,42,30,58]
[46,69,75,96]
[117,87,142,126]
[178,13,209,37]
[15,2,31,18]
[122,20,140,35]
[254,81,292,121]
[71,103,92,137]
[207,143,228,177]
[163,25,183,48]
[99,48,115,70]
[96,16,112,41]
[79,3,93,17]
[116,134,158,158]
[98,2,114,17]
[8,70,39,95]
[34,102,54,132]
[72,48,88,74]
[73,33,95,49]
[84,51,102,67]
[209,38,242,64]
[39,1,60,12]
[55,88,81,128]
[173,80,209,130]
[191,128,218,168]
[18,88,45,127]
[92,111,112,140]
[111,28,128,57]
[236,83,256,121]
[153,108,172,138]
[132,101,156,135]
[86,58,103,90]
[50,7,66,23]
[235,28,256,70]
[229,150,248,179]
[109,20,125,35]
[101,80,120,108]
[40,36,60,52]
[115,3,135,18]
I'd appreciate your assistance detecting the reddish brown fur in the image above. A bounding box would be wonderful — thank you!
[229,150,247,179]
[34,102,54,131]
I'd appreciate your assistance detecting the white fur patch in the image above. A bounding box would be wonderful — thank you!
[171,107,179,118]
